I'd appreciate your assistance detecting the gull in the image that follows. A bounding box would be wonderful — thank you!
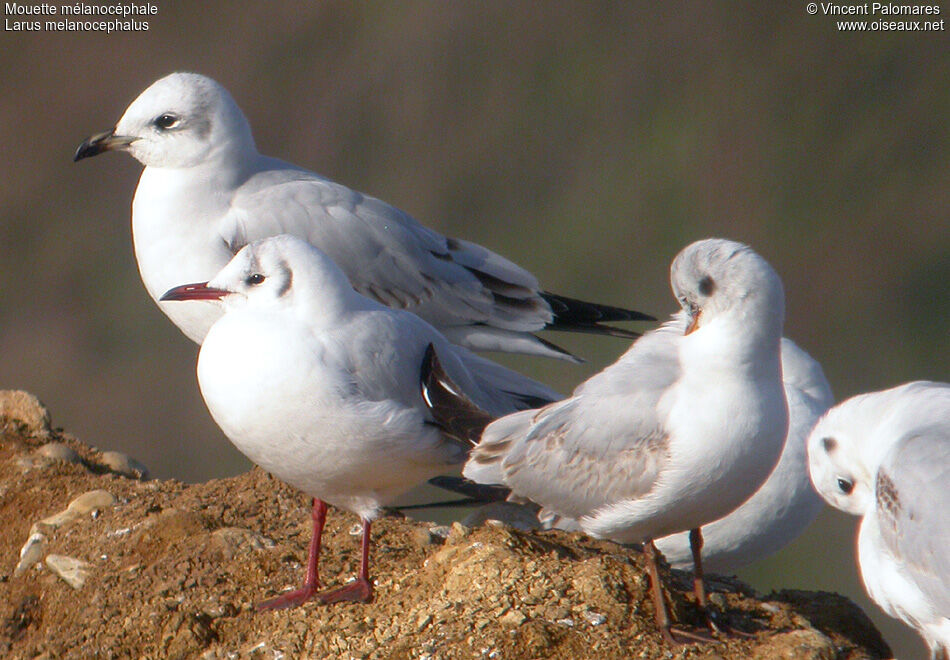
[807,381,950,660]
[431,238,789,642]
[654,337,833,573]
[74,71,652,361]
[161,234,559,609]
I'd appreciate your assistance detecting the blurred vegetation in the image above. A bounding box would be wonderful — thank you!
[0,2,946,657]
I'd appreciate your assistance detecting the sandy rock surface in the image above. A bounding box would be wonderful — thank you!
[0,391,890,659]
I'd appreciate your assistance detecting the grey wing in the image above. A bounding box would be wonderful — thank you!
[876,428,950,614]
[219,165,554,332]
[466,317,683,519]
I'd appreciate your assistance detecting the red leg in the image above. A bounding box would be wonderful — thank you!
[256,498,328,611]
[317,518,374,604]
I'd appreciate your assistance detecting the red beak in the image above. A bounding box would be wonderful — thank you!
[160,282,230,302]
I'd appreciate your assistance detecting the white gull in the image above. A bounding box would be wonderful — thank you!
[457,238,789,641]
[75,72,651,361]
[162,234,559,609]
[655,336,833,573]
[807,381,949,659]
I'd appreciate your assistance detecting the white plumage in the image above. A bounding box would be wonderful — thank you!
[75,72,649,361]
[461,238,789,639]
[162,233,558,608]
[655,337,833,573]
[807,381,950,659]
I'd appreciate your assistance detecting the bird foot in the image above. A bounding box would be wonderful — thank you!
[255,582,322,611]
[707,617,755,639]
[660,625,719,645]
[317,577,374,604]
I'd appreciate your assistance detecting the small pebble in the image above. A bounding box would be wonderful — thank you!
[36,442,81,464]
[67,489,116,515]
[100,450,149,479]
[14,532,47,576]
[498,610,527,627]
[583,611,607,626]
[46,554,91,589]
[445,521,470,546]
[428,525,452,539]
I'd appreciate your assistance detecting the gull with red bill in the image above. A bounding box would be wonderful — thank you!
[161,234,559,609]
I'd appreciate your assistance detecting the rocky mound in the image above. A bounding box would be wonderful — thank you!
[0,391,890,659]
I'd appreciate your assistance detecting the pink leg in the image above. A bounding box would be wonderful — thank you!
[645,540,715,645]
[317,518,374,604]
[689,527,719,631]
[689,527,752,638]
[256,498,328,611]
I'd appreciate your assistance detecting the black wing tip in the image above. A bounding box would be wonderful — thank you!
[427,476,512,503]
[420,344,496,445]
[540,291,657,327]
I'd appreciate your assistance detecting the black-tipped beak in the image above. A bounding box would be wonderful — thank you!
[73,130,136,162]
[160,282,230,302]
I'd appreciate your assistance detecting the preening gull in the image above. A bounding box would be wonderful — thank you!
[655,337,833,573]
[430,238,789,642]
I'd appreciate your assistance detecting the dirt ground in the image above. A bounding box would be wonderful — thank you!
[0,391,891,660]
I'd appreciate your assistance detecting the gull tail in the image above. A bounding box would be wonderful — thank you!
[541,292,654,339]
[418,343,514,506]
[420,343,498,446]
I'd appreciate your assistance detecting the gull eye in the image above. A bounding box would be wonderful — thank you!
[153,113,180,130]
[245,273,265,286]
[698,275,716,296]
[836,477,854,495]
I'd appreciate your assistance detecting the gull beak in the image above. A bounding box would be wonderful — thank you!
[160,282,230,302]
[73,130,136,161]
[684,311,700,335]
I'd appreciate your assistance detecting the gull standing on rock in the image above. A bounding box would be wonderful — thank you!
[74,72,651,361]
[431,238,789,642]
[654,337,833,573]
[807,381,950,660]
[161,234,559,609]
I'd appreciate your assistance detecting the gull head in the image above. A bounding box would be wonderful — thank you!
[807,381,949,517]
[806,406,875,516]
[161,235,359,319]
[670,238,784,336]
[75,72,256,168]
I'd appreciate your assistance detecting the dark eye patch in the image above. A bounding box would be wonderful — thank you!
[698,275,715,296]
[822,437,837,452]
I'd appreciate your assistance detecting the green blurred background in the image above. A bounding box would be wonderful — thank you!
[1,2,947,657]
